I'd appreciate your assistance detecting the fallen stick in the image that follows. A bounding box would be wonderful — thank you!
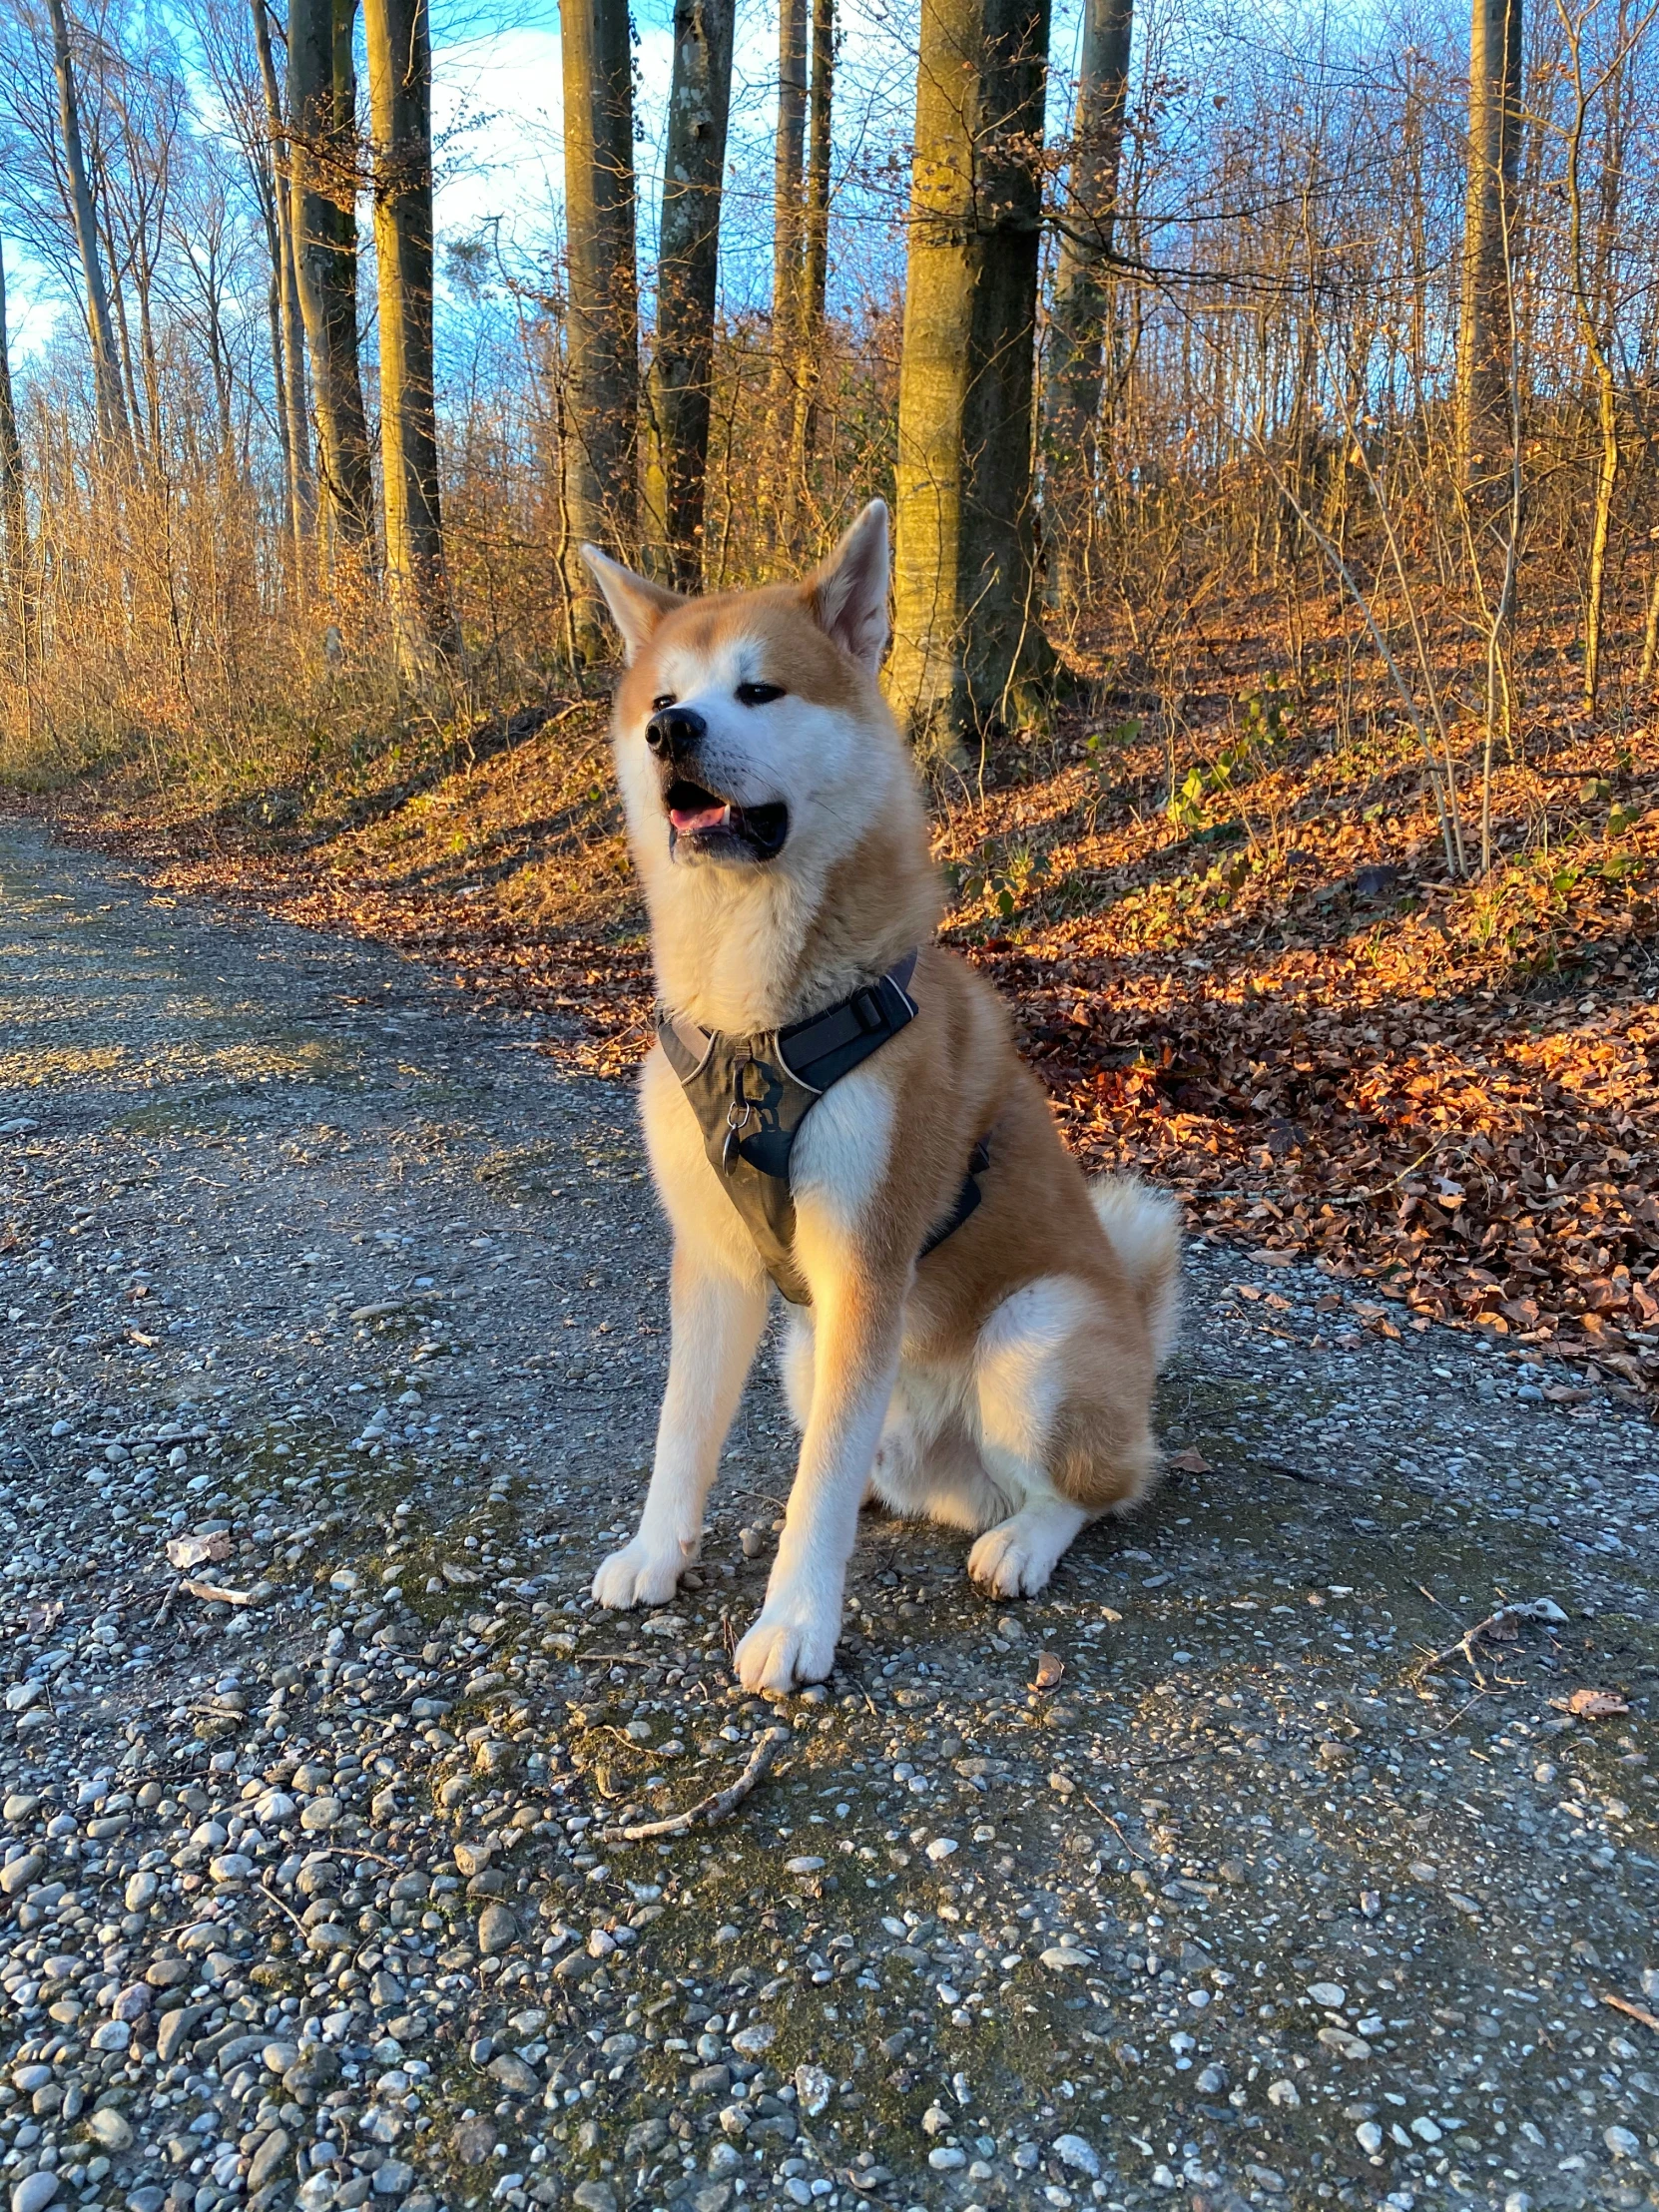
[600,1725,791,1845]
[179,1578,257,1607]
[1413,1596,1567,1685]
[1602,1991,1659,2035]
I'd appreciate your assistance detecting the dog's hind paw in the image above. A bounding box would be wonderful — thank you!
[734,1605,838,1693]
[592,1538,684,1610]
[967,1521,1053,1598]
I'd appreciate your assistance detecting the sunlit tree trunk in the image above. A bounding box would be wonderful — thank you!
[46,0,130,457]
[782,0,832,546]
[289,0,375,561]
[561,0,639,660]
[765,0,807,543]
[364,0,454,672]
[888,0,1056,754]
[643,0,734,591]
[0,234,30,652]
[252,0,315,572]
[1043,0,1131,613]
[1455,0,1522,487]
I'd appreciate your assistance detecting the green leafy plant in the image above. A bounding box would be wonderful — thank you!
[949,845,1049,920]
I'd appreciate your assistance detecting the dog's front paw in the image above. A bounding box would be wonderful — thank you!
[592,1537,684,1610]
[967,1521,1054,1598]
[734,1601,839,1693]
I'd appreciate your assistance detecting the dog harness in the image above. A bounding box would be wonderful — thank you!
[657,949,990,1306]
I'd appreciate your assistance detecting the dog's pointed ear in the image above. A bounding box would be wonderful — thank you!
[580,546,683,663]
[805,499,890,673]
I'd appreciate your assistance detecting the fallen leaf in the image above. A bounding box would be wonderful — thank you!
[1167,1447,1212,1474]
[167,1531,232,1571]
[1553,1687,1630,1719]
[1032,1651,1066,1691]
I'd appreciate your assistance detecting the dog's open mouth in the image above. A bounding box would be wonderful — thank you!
[665,780,790,860]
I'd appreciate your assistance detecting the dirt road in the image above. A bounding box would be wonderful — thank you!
[0,818,1655,2212]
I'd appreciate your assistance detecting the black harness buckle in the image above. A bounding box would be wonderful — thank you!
[849,985,885,1034]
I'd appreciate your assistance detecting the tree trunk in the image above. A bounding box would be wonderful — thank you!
[888,0,1057,754]
[252,0,315,571]
[1455,0,1522,488]
[0,233,30,652]
[783,0,832,545]
[289,0,375,561]
[1043,0,1131,612]
[561,0,639,660]
[45,0,130,457]
[643,0,734,591]
[765,0,808,543]
[364,0,454,671]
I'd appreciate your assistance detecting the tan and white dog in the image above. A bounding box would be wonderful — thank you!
[583,501,1180,1693]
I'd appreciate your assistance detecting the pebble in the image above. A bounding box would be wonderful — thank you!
[795,2062,833,2117]
[1051,2134,1100,2178]
[11,2177,60,2212]
[85,2108,134,2151]
[248,2130,292,2192]
[477,1903,517,1954]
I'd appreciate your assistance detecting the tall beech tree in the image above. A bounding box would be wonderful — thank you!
[782,0,832,543]
[1043,0,1132,605]
[288,0,374,558]
[764,0,808,533]
[561,0,639,657]
[643,0,734,590]
[1456,0,1522,485]
[0,233,28,645]
[888,0,1055,752]
[250,0,314,570]
[364,0,453,667]
[46,0,130,455]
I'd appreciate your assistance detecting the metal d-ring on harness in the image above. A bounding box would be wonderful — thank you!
[656,948,991,1308]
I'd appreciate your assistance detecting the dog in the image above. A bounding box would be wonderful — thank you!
[582,500,1180,1693]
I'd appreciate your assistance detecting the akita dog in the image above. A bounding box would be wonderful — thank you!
[583,502,1180,1693]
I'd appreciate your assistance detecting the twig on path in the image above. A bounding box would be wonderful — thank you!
[1083,1794,1150,1864]
[599,1725,791,1845]
[1602,1991,1659,2035]
[1412,1596,1567,1687]
[260,1873,309,1938]
[155,1576,184,1629]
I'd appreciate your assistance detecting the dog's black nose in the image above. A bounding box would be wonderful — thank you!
[645,705,705,762]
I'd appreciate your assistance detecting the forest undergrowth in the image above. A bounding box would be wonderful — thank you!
[22,613,1659,1407]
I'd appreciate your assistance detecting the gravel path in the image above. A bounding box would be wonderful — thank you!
[0,818,1656,2212]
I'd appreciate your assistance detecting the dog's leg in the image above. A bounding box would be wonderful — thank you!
[964,1274,1100,1598]
[592,1246,768,1609]
[734,1279,902,1692]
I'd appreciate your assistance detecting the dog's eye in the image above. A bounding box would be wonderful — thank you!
[650,693,677,712]
[736,682,786,707]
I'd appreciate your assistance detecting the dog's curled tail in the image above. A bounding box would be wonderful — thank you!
[1090,1177,1182,1369]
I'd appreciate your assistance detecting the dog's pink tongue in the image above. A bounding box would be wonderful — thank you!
[671,801,730,834]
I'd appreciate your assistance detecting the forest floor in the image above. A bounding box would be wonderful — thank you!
[0,818,1657,2212]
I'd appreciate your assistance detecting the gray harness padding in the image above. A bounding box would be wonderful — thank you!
[657,950,989,1306]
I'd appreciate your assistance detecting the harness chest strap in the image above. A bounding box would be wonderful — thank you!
[657,950,989,1307]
